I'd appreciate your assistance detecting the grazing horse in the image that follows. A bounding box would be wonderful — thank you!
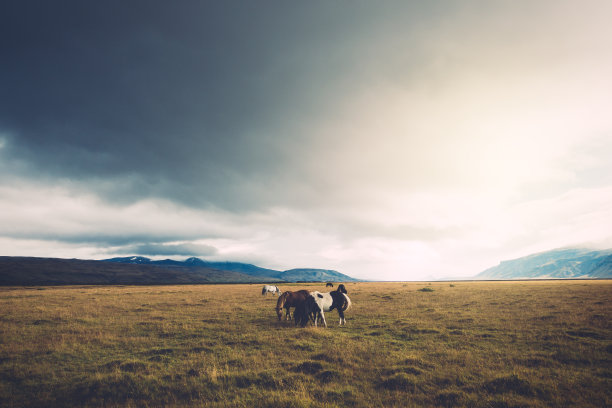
[295,286,351,328]
[262,285,281,296]
[275,290,310,321]
[325,282,334,288]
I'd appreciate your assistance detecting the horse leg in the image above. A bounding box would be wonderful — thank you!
[285,306,291,320]
[319,311,327,328]
[338,309,345,325]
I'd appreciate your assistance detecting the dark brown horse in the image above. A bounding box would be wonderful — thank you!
[275,290,310,321]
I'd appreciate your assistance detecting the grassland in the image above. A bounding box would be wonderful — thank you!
[0,281,610,407]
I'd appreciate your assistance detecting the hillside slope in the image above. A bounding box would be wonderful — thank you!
[105,257,281,280]
[0,256,359,285]
[104,257,359,282]
[279,268,359,282]
[0,257,268,285]
[475,248,612,279]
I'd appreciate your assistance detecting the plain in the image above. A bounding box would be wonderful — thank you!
[0,281,610,407]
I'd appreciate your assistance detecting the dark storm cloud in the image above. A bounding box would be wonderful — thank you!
[1,2,282,204]
[0,1,401,209]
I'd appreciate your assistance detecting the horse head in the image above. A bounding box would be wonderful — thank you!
[275,292,287,321]
[336,284,347,294]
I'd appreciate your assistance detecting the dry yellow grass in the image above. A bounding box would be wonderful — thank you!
[0,281,610,407]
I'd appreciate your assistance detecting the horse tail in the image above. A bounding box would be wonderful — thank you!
[341,294,352,311]
[262,286,266,295]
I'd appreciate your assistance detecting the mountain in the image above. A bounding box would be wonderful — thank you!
[278,268,358,282]
[103,256,359,283]
[192,260,282,279]
[475,248,612,280]
[104,256,280,279]
[104,257,283,280]
[0,256,267,285]
[0,255,359,286]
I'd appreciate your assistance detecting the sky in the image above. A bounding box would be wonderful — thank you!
[1,1,612,280]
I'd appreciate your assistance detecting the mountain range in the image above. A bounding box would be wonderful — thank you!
[474,248,612,279]
[2,247,611,286]
[0,256,358,286]
[104,256,359,283]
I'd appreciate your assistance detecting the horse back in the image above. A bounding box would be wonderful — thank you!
[278,290,310,308]
[287,290,310,306]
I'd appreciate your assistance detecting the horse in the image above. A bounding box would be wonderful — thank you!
[295,286,351,328]
[275,290,311,321]
[325,282,334,288]
[262,285,281,296]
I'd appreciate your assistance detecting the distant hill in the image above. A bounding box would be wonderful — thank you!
[104,257,359,283]
[0,256,359,285]
[0,257,266,285]
[278,268,357,282]
[475,248,612,280]
[104,256,281,280]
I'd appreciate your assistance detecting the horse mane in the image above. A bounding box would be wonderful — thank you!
[276,292,286,309]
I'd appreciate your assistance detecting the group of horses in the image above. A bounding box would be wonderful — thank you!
[261,283,351,328]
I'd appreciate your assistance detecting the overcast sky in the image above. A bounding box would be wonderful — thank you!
[1,1,611,280]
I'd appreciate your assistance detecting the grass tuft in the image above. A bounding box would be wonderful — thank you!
[435,391,465,407]
[316,369,340,383]
[378,373,418,391]
[292,361,323,374]
[483,374,535,396]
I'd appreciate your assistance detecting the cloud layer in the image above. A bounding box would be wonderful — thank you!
[1,1,611,279]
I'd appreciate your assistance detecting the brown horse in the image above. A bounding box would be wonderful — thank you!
[275,290,311,321]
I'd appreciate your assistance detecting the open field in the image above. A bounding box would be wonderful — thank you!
[0,281,610,407]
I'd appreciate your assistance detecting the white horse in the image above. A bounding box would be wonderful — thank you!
[261,285,281,296]
[305,289,351,328]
